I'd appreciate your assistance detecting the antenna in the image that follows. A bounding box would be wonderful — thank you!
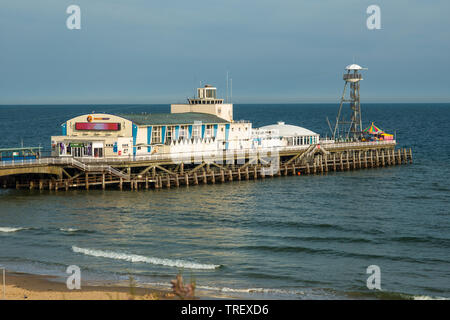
[226,71,229,103]
[230,78,232,103]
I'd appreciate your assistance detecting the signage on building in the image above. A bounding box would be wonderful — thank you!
[75,123,121,131]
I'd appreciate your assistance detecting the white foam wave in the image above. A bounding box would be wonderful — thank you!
[196,285,304,296]
[71,246,220,270]
[60,228,80,232]
[413,295,449,300]
[0,227,27,233]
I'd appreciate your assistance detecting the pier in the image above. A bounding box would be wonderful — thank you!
[0,142,412,191]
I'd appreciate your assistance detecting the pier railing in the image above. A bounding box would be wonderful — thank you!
[0,140,396,169]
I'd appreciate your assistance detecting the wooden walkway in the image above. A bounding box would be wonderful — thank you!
[5,147,413,191]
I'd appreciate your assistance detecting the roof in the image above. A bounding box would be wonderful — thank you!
[119,112,229,126]
[259,122,318,137]
[363,122,385,134]
[345,64,367,70]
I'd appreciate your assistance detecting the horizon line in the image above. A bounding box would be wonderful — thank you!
[1,101,450,106]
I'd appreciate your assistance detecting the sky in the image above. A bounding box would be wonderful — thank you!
[0,0,449,104]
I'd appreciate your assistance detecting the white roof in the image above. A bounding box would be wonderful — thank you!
[345,64,366,70]
[259,122,318,137]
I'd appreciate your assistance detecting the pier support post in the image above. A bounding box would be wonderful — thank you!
[203,170,207,184]
[85,174,89,190]
[245,167,250,180]
[333,154,337,171]
[194,172,199,185]
[185,173,189,186]
[65,180,69,191]
[146,175,149,189]
[29,181,34,190]
[211,171,216,184]
[254,166,258,180]
[167,175,171,188]
[175,174,180,187]
[39,180,44,190]
[228,170,233,181]
[237,168,241,181]
[119,178,123,190]
[306,163,310,175]
[409,148,413,164]
[346,151,350,170]
[375,150,380,167]
[102,174,106,190]
[221,170,225,183]
[364,151,368,168]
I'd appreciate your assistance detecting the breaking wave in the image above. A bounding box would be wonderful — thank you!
[71,246,220,270]
[0,227,28,233]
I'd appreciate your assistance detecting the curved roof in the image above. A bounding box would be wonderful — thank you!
[345,64,365,70]
[259,122,318,137]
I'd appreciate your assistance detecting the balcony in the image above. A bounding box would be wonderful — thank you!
[343,73,363,81]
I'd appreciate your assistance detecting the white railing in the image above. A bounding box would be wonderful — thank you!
[0,140,396,168]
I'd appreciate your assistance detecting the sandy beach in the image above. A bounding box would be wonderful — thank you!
[1,270,176,300]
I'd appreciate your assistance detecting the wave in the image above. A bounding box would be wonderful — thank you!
[0,227,28,233]
[196,285,305,296]
[71,246,220,270]
[345,290,450,300]
[60,228,80,232]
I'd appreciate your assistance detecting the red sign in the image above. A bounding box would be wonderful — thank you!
[75,123,121,131]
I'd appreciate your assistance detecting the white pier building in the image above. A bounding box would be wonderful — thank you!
[51,85,319,159]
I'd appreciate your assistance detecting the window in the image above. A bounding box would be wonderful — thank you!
[179,125,188,140]
[192,124,201,139]
[152,126,162,144]
[166,126,175,144]
[205,124,214,138]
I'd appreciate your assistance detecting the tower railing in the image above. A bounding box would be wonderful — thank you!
[343,74,362,81]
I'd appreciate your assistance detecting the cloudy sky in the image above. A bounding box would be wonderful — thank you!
[0,0,449,104]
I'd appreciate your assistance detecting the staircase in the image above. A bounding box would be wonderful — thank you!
[69,158,129,179]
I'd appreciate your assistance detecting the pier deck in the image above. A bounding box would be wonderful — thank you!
[0,141,412,191]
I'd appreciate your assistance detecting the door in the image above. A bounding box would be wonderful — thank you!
[92,142,104,158]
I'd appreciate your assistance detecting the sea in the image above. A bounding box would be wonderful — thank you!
[0,103,449,299]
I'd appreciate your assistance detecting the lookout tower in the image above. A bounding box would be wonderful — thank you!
[171,84,233,122]
[332,64,367,141]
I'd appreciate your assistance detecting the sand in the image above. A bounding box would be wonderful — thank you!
[0,270,176,300]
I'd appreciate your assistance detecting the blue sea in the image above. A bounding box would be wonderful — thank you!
[0,103,449,299]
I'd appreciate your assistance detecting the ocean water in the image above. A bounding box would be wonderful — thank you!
[0,103,449,299]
